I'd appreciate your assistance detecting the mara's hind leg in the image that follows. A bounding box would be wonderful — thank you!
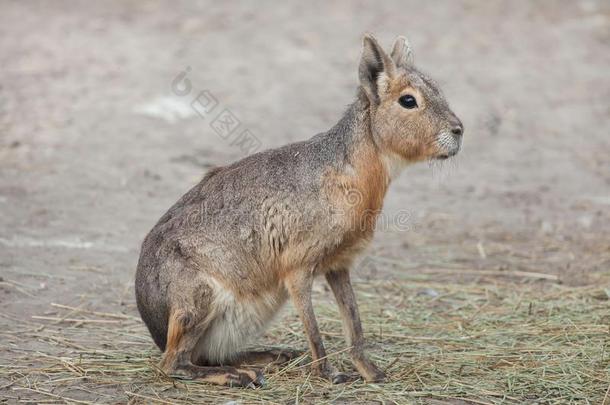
[159,310,264,388]
[229,348,305,368]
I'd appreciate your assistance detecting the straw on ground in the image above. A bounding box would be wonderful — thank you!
[1,271,609,404]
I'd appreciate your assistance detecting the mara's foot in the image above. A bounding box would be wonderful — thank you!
[352,354,386,383]
[360,366,386,383]
[167,364,265,388]
[311,363,355,384]
[236,348,306,367]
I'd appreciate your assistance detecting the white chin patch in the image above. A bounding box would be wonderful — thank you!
[381,152,409,180]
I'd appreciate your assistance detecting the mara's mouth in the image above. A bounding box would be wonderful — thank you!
[436,148,458,160]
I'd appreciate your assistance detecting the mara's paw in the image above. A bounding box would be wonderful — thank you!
[229,368,265,388]
[362,367,386,383]
[311,364,356,384]
[166,364,264,388]
[238,348,307,367]
[353,355,387,383]
[330,371,353,384]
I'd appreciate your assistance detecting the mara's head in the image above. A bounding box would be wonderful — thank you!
[358,34,463,165]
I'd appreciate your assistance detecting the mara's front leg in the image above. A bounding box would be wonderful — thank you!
[325,268,386,382]
[284,269,350,384]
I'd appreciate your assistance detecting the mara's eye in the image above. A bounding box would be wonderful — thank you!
[398,94,418,109]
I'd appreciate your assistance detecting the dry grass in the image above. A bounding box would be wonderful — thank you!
[1,268,609,404]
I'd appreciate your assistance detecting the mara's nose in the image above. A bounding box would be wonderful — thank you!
[451,124,463,137]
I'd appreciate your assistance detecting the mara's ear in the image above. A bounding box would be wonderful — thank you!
[358,34,396,104]
[390,36,414,68]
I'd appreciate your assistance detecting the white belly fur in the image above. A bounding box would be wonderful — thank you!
[193,279,288,364]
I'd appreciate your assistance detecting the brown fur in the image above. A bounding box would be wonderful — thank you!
[135,34,463,387]
[159,311,185,369]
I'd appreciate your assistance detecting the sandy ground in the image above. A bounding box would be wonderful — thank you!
[1,0,609,403]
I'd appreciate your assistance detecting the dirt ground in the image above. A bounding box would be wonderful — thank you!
[1,1,609,403]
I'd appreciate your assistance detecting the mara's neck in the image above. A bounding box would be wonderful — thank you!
[324,91,373,154]
[323,92,394,213]
[325,91,407,183]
